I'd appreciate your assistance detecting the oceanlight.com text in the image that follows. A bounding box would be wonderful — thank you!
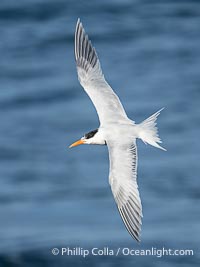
[51,247,194,258]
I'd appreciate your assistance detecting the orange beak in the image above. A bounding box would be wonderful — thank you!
[69,139,85,148]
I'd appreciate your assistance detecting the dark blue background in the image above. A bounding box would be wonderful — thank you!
[0,0,199,266]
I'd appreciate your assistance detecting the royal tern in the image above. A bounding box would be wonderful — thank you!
[69,19,166,242]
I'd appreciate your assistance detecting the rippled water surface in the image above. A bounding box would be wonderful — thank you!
[0,0,200,266]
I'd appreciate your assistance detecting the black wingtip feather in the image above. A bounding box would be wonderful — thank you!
[75,19,100,72]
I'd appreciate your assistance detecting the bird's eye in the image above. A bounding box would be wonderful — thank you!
[84,129,98,139]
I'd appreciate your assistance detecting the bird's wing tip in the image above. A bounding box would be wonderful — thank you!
[76,18,83,28]
[158,107,165,113]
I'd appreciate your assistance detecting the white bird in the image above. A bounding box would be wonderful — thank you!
[69,19,166,242]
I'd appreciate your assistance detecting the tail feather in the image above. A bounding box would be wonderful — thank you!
[137,108,166,151]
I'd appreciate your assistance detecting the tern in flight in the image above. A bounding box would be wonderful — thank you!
[69,19,166,242]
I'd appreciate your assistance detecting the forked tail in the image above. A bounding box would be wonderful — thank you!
[137,108,166,151]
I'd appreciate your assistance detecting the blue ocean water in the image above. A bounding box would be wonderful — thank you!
[0,0,200,266]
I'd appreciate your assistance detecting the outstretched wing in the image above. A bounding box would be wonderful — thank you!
[108,140,143,242]
[75,19,131,126]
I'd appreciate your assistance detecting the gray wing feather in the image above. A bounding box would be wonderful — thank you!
[75,19,102,81]
[108,142,143,242]
[75,19,132,125]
